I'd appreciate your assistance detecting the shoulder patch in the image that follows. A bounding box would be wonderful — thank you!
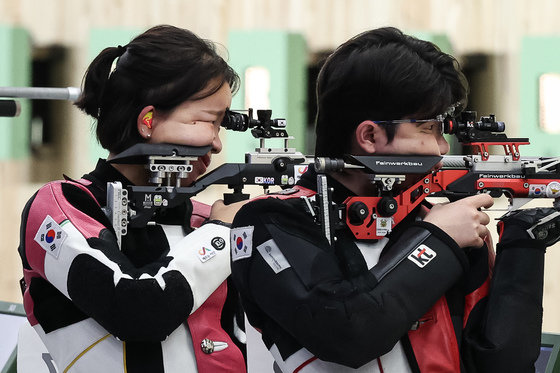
[34,215,68,259]
[231,226,254,261]
[408,244,437,268]
[256,239,291,273]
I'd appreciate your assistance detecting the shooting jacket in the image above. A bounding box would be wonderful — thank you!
[18,159,246,373]
[231,166,544,373]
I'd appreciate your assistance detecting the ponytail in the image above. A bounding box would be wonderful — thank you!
[75,46,127,119]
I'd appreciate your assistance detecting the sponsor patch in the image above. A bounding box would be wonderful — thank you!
[294,165,308,183]
[256,239,291,274]
[211,237,226,250]
[546,181,560,198]
[34,215,67,259]
[231,226,254,261]
[198,246,217,263]
[408,244,436,268]
[376,217,393,236]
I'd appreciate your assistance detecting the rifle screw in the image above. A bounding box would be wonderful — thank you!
[483,152,489,158]
[524,182,529,188]
[242,177,247,182]
[424,178,430,184]
[478,181,485,188]
[504,158,510,163]
[424,188,430,194]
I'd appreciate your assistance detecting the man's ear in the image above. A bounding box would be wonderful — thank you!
[137,106,155,139]
[354,120,381,154]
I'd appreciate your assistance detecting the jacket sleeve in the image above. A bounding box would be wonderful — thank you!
[462,238,545,373]
[231,197,470,368]
[21,181,231,341]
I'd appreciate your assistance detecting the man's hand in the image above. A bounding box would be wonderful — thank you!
[424,194,494,248]
[498,207,560,247]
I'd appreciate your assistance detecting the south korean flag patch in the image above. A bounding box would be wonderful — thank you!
[231,226,254,262]
[34,215,68,259]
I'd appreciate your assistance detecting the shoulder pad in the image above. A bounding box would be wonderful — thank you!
[251,186,316,202]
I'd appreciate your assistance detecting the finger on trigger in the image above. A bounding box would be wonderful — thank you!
[469,193,494,209]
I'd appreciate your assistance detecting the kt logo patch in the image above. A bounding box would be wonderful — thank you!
[34,215,68,259]
[408,244,436,268]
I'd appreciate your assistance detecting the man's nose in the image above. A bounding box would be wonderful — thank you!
[438,135,450,155]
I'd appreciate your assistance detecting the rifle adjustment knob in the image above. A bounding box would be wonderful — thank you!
[377,197,398,217]
[273,157,288,171]
[348,201,369,225]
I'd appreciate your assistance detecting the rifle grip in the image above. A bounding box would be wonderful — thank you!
[224,192,250,205]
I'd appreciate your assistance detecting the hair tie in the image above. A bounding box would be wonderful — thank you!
[117,45,127,56]
[114,45,130,73]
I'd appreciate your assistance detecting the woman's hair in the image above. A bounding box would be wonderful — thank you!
[75,25,239,154]
[314,27,469,157]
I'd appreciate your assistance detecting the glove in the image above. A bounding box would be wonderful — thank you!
[497,207,560,247]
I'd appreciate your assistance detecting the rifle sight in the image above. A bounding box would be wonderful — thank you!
[444,111,505,135]
[221,108,287,135]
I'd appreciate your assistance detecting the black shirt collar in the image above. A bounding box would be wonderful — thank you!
[81,159,134,205]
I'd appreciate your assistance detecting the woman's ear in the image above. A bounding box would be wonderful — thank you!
[353,120,379,154]
[137,106,155,139]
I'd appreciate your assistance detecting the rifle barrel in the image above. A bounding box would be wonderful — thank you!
[0,87,81,101]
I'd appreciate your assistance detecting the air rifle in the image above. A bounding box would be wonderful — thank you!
[107,108,314,247]
[314,111,560,241]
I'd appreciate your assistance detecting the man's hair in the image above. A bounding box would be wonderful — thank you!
[314,27,468,157]
[75,25,239,154]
